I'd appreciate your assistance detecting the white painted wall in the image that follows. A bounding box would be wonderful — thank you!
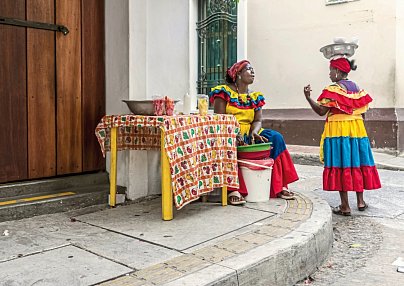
[246,0,396,109]
[146,0,190,100]
[396,0,404,107]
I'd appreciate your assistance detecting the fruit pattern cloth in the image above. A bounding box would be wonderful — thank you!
[95,114,240,209]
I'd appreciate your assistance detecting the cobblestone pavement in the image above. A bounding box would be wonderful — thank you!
[295,216,383,285]
[292,164,404,286]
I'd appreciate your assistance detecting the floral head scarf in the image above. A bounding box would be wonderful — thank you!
[227,60,250,81]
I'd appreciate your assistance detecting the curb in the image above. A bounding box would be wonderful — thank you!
[290,152,323,167]
[375,162,404,172]
[100,193,333,286]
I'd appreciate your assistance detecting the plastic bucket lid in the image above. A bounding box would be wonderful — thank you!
[238,159,274,170]
[237,143,271,152]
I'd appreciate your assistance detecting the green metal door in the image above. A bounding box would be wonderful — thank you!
[196,0,237,95]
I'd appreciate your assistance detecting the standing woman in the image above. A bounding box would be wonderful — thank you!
[210,60,299,204]
[304,57,381,216]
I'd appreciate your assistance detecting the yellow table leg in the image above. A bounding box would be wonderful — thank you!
[161,130,173,220]
[109,127,118,207]
[221,185,227,206]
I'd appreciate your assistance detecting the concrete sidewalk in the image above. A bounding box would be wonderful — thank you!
[1,145,403,286]
[0,190,332,286]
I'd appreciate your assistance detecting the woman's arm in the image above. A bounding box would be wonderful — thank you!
[304,84,329,116]
[250,109,268,143]
[213,97,227,114]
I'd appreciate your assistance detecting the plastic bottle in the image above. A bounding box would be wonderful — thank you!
[174,101,184,115]
[183,93,191,114]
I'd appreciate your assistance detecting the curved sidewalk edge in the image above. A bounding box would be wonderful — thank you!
[100,192,333,286]
[167,192,332,286]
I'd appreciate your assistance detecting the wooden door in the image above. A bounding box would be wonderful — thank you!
[0,1,27,182]
[27,0,56,178]
[0,0,105,184]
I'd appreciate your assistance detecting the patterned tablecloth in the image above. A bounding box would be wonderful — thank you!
[95,114,240,209]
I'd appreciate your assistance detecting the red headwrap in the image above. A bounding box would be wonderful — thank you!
[227,60,250,81]
[330,58,351,73]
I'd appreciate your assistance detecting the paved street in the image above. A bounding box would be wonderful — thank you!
[292,164,404,286]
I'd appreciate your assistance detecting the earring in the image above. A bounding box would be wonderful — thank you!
[238,75,241,80]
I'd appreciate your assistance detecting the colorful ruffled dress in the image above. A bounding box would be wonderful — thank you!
[209,85,299,198]
[317,80,381,191]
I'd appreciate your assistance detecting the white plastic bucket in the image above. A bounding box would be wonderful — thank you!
[239,159,273,203]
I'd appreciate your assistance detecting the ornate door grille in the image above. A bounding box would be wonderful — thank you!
[196,0,237,95]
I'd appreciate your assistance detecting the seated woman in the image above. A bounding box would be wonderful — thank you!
[209,60,299,204]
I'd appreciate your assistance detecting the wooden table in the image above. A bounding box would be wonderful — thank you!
[95,114,240,220]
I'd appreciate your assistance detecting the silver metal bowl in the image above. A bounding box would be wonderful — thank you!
[320,43,358,59]
[122,100,155,115]
[122,99,179,115]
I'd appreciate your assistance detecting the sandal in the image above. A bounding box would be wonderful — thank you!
[228,191,246,205]
[278,194,295,200]
[277,190,295,200]
[358,202,369,211]
[282,187,295,195]
[332,206,351,216]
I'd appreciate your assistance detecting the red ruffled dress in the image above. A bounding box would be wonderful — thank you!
[317,81,381,191]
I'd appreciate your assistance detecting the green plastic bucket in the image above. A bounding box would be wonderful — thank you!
[237,142,271,153]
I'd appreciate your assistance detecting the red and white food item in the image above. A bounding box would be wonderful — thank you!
[153,98,165,116]
[165,96,175,116]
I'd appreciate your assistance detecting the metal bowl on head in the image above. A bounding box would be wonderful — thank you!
[320,43,358,59]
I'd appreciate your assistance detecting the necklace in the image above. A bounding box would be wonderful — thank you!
[234,82,249,94]
[234,82,251,103]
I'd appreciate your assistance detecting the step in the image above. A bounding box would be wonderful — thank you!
[0,184,126,223]
[0,172,109,199]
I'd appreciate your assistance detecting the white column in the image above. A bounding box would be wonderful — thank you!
[127,0,149,200]
[129,0,147,101]
[105,0,130,188]
[126,0,191,199]
[237,0,248,61]
[189,0,199,104]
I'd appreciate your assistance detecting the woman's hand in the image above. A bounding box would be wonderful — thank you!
[303,84,330,116]
[304,84,312,98]
[250,131,268,144]
[250,109,267,144]
[236,134,246,146]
